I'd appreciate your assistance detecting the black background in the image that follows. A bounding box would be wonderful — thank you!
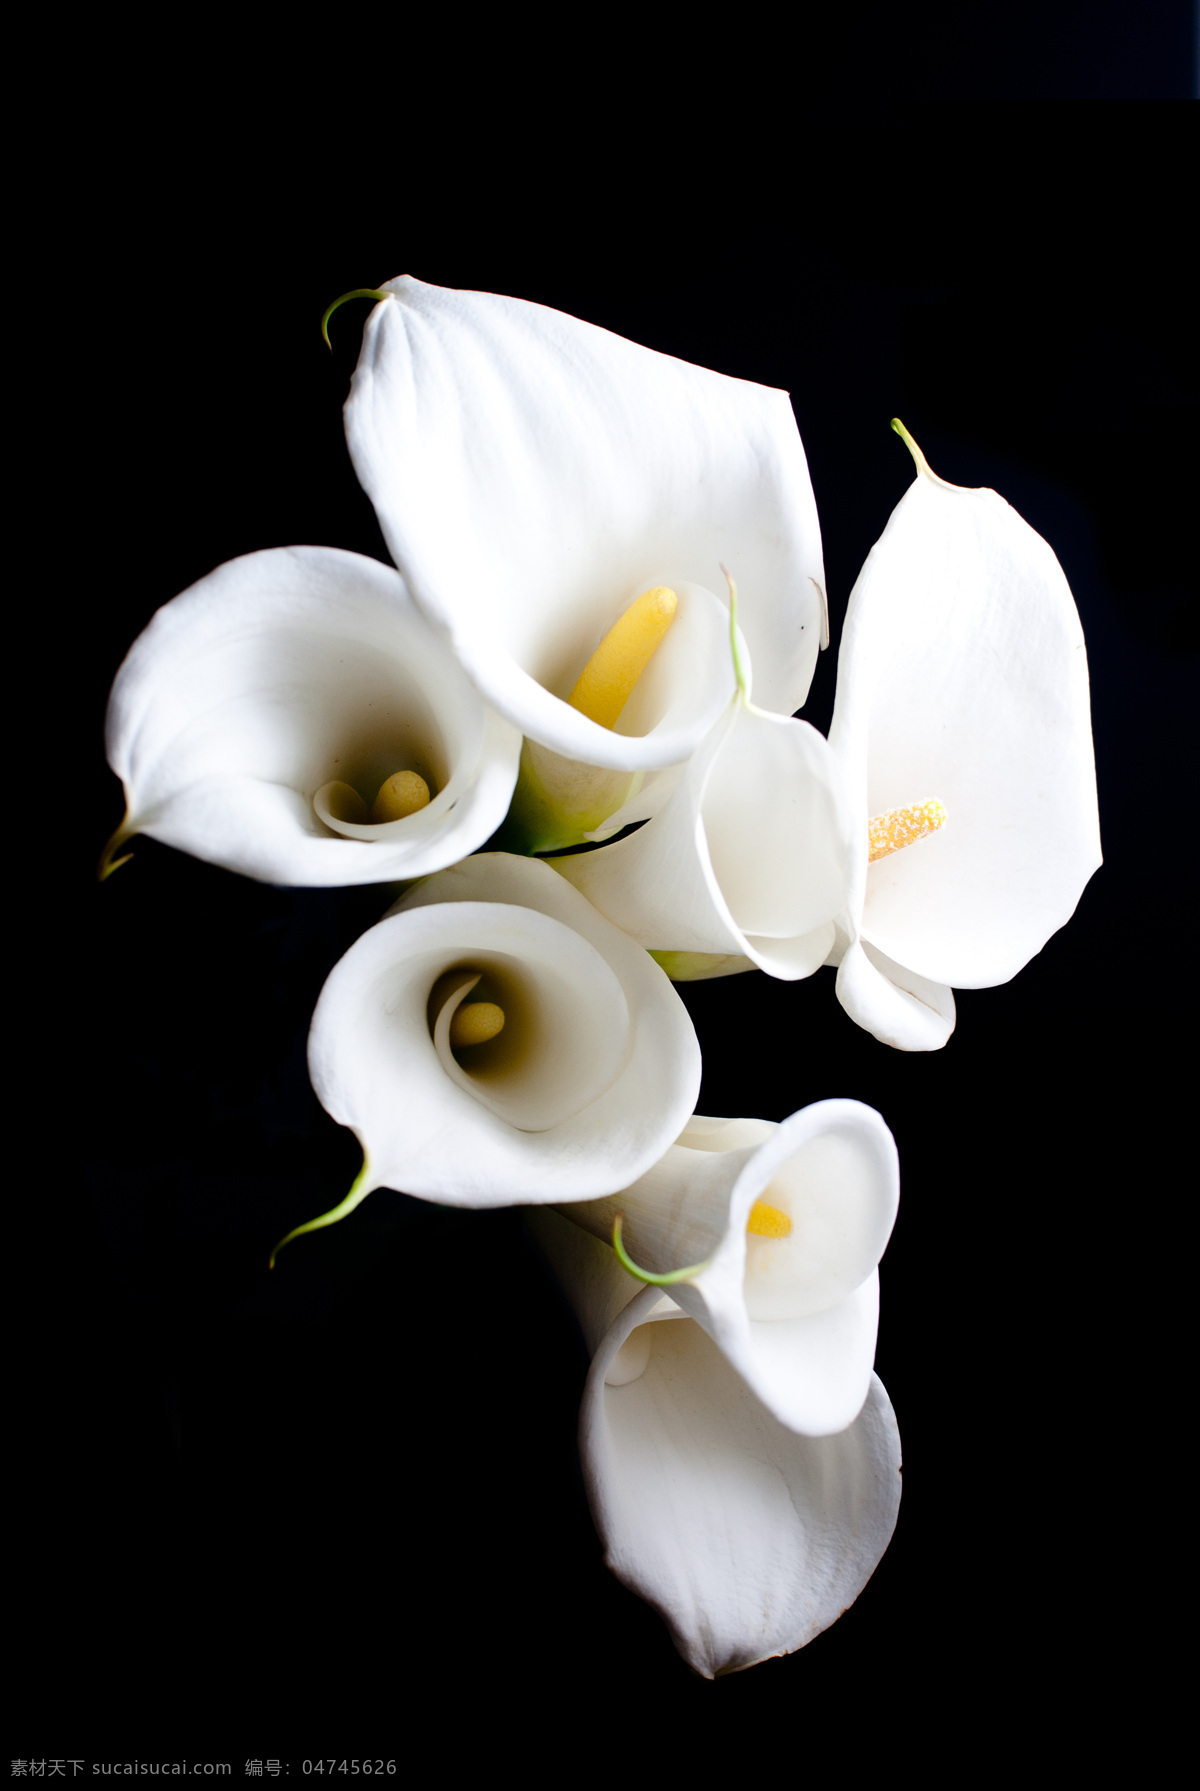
[21,80,1194,1767]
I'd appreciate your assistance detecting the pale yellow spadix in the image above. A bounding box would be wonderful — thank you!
[746,1199,792,1239]
[372,769,432,823]
[568,587,678,729]
[449,1000,505,1049]
[868,799,947,864]
[324,780,369,824]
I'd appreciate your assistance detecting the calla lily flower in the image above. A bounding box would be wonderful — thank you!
[343,277,827,773]
[552,664,849,982]
[559,1101,898,1436]
[530,1202,901,1678]
[104,547,521,885]
[304,853,701,1212]
[828,426,1101,1050]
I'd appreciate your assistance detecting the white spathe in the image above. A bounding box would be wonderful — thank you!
[554,694,849,980]
[829,450,1102,1050]
[530,1210,901,1678]
[563,1101,898,1436]
[344,278,826,770]
[307,854,701,1206]
[105,547,521,886]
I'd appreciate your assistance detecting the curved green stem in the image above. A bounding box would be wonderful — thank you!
[98,817,136,881]
[321,288,394,349]
[269,1158,374,1268]
[611,1213,710,1286]
[719,564,751,700]
[890,416,928,474]
[891,417,954,489]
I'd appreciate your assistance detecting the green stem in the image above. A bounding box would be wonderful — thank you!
[98,816,136,881]
[269,1158,374,1268]
[720,564,751,700]
[611,1214,710,1286]
[321,288,394,349]
[891,417,954,488]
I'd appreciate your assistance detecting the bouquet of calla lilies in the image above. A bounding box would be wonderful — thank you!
[102,277,1100,1678]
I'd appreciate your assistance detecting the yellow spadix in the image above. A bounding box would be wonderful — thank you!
[567,587,678,729]
[372,770,432,823]
[747,1199,792,1239]
[868,799,947,863]
[449,1001,506,1049]
[322,771,433,826]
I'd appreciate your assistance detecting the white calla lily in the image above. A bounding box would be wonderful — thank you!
[303,854,701,1215]
[530,1207,901,1678]
[829,425,1101,1049]
[104,547,520,885]
[561,1100,898,1435]
[343,277,826,772]
[553,600,849,979]
[498,592,755,856]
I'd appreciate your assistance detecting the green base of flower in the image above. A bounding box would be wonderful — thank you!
[499,738,642,856]
[648,951,756,982]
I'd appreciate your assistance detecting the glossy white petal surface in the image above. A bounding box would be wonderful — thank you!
[830,467,1101,1007]
[308,855,701,1206]
[835,940,956,1053]
[583,1290,902,1678]
[106,547,520,886]
[345,278,825,767]
[554,698,847,980]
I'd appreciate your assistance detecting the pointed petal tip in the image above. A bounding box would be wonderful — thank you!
[890,416,931,478]
[321,287,394,350]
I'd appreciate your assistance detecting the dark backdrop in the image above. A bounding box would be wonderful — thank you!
[24,100,1193,1761]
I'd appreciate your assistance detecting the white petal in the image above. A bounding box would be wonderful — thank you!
[737,1116,897,1321]
[731,1278,881,1437]
[345,278,825,768]
[584,762,684,843]
[554,698,847,980]
[831,470,1101,987]
[678,1114,779,1151]
[582,1289,902,1678]
[524,1207,642,1357]
[704,705,848,944]
[106,547,520,885]
[835,939,956,1052]
[570,1099,899,1435]
[308,854,701,1206]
